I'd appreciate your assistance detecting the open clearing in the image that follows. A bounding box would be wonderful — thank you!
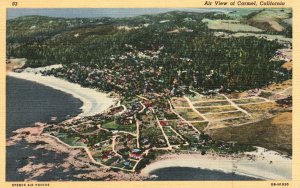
[193,100,230,107]
[208,112,292,155]
[102,121,136,133]
[202,18,263,32]
[248,9,291,32]
[282,61,292,71]
[171,97,190,107]
[204,111,245,121]
[214,32,292,43]
[174,108,205,121]
[232,98,266,104]
[238,102,276,113]
[196,105,237,114]
[262,79,292,93]
[190,122,209,132]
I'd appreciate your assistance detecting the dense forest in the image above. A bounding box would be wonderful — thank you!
[7,9,292,95]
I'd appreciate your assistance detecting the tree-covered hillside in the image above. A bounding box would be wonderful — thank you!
[7,10,292,95]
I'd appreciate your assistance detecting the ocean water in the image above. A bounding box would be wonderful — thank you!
[149,167,262,181]
[6,76,261,181]
[6,76,82,181]
[6,76,82,137]
[6,8,228,20]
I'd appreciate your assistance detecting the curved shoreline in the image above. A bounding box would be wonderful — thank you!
[8,71,116,117]
[141,148,292,180]
[6,66,292,181]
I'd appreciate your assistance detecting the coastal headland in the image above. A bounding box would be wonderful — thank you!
[6,8,292,181]
[7,64,292,180]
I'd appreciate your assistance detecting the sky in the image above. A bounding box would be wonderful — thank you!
[7,8,228,20]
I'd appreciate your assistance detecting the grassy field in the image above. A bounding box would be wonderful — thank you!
[202,18,263,32]
[187,95,205,102]
[248,9,291,32]
[56,132,86,146]
[171,97,189,107]
[220,116,254,126]
[215,32,292,43]
[204,111,245,121]
[227,9,261,18]
[208,112,292,155]
[238,102,276,113]
[175,108,204,121]
[191,121,209,132]
[232,97,266,104]
[262,79,292,93]
[193,101,230,107]
[196,105,237,114]
[102,121,136,133]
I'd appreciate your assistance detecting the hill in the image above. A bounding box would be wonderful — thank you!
[7,9,292,96]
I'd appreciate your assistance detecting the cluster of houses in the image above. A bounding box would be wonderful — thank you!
[45,87,277,171]
[272,48,292,63]
[42,41,192,97]
[245,88,260,97]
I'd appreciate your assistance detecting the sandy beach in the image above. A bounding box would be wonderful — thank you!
[6,63,292,181]
[7,65,116,117]
[141,147,292,180]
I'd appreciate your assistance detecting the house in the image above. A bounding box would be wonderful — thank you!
[132,148,141,153]
[130,153,142,159]
[123,161,131,166]
[159,121,167,126]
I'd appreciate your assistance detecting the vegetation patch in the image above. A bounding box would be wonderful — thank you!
[140,127,167,148]
[74,123,99,134]
[169,121,200,145]
[238,102,276,113]
[175,108,204,121]
[55,132,86,146]
[232,97,266,104]
[202,18,263,32]
[196,106,237,114]
[193,101,230,107]
[171,97,189,107]
[204,111,245,121]
[220,117,254,126]
[208,112,292,155]
[102,121,136,133]
[247,9,291,32]
[162,126,185,145]
[7,11,290,94]
[191,121,209,132]
[188,94,226,102]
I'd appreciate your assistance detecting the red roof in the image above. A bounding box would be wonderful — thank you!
[159,121,167,126]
